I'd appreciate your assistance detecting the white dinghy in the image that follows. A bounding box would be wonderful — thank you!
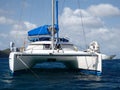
[86,41,116,60]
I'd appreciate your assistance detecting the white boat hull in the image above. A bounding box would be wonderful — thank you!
[9,51,102,75]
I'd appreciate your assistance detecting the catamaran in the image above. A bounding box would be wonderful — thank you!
[9,0,102,75]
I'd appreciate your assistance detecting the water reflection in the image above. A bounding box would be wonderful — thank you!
[1,59,120,90]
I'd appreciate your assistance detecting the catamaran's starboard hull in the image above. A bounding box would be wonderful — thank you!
[9,52,102,75]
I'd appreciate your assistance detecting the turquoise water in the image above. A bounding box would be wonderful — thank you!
[0,58,120,90]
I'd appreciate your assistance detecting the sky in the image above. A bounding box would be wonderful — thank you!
[0,0,120,58]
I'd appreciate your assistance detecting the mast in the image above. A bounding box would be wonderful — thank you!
[51,0,55,52]
[56,0,59,43]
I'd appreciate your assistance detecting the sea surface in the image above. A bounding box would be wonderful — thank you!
[0,58,120,90]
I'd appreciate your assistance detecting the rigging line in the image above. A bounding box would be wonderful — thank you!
[16,0,24,37]
[59,0,70,39]
[15,0,27,48]
[60,0,65,14]
[77,0,91,71]
[17,55,40,79]
[59,0,65,29]
[77,0,87,49]
[28,0,34,23]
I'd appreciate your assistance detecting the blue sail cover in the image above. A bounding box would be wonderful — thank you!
[28,24,59,36]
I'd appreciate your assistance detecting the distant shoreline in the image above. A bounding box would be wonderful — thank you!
[0,48,10,58]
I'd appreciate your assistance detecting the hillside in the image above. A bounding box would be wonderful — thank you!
[0,49,10,58]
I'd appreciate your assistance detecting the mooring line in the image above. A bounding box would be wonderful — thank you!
[17,56,40,79]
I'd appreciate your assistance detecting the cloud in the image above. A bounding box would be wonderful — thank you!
[0,16,37,41]
[9,21,37,41]
[59,6,120,58]
[86,28,120,54]
[87,4,120,17]
[9,21,37,43]
[0,16,15,24]
[0,33,8,38]
[59,7,104,29]
[59,7,104,47]
[0,9,8,14]
[0,15,37,48]
[10,21,37,47]
[24,21,37,30]
[0,9,13,15]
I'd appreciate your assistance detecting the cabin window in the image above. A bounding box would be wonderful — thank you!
[43,44,51,50]
[61,44,74,51]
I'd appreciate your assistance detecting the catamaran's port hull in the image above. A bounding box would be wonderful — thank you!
[9,52,102,75]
